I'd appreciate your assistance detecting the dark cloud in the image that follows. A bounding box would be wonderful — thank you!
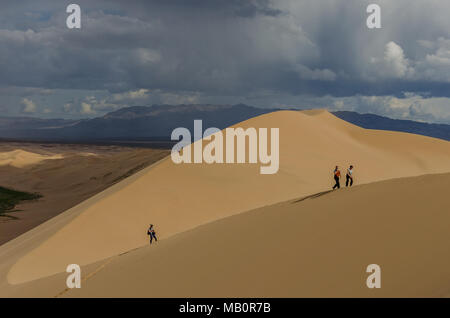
[0,0,449,121]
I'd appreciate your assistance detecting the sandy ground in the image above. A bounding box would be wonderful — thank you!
[0,143,169,245]
[58,172,450,297]
[2,172,450,297]
[0,149,63,168]
[1,110,450,297]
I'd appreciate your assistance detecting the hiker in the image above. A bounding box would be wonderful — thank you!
[147,224,158,244]
[332,166,341,189]
[346,165,354,187]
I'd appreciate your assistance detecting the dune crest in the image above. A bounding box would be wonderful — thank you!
[4,110,450,285]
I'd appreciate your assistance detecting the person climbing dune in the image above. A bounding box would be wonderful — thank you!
[346,165,354,187]
[147,224,158,244]
[332,166,341,189]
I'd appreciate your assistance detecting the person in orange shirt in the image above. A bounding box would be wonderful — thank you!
[332,166,341,189]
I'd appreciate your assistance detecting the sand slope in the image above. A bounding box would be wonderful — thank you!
[0,146,169,245]
[66,173,450,297]
[3,172,450,297]
[3,110,450,287]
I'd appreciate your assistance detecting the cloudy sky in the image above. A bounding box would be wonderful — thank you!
[0,0,449,123]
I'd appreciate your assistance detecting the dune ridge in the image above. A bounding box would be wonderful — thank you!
[3,109,450,286]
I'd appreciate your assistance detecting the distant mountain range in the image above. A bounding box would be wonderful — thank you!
[332,111,450,141]
[0,104,277,144]
[0,104,449,146]
[0,116,83,130]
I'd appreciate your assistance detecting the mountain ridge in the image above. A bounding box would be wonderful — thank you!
[0,105,449,143]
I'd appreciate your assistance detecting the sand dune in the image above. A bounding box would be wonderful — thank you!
[0,145,169,245]
[0,149,63,168]
[62,172,450,297]
[3,172,450,297]
[2,110,450,290]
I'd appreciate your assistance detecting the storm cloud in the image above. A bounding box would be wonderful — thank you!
[0,0,449,122]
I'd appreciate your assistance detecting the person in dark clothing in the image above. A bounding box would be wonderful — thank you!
[332,166,341,189]
[147,224,158,244]
[346,165,354,187]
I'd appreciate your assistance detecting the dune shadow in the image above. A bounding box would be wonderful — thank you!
[292,190,334,204]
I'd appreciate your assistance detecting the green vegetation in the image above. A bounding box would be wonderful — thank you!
[0,186,42,219]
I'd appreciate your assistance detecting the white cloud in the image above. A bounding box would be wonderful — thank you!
[80,102,95,114]
[160,91,201,105]
[112,89,150,101]
[420,37,450,82]
[383,41,414,79]
[22,98,36,113]
[367,39,450,83]
[63,103,72,112]
[324,94,450,124]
